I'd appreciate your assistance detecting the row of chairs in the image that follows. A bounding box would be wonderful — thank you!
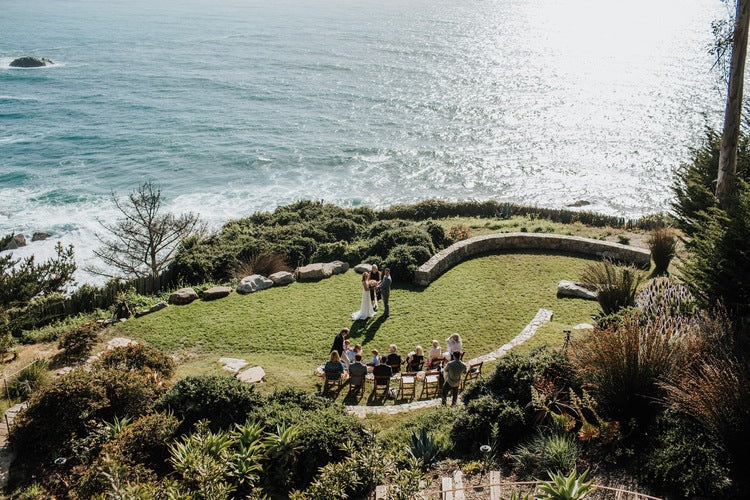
[324,360,483,400]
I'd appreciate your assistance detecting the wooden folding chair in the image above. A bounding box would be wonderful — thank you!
[348,373,366,397]
[323,371,344,394]
[407,360,424,372]
[389,363,401,376]
[371,374,391,397]
[420,370,441,399]
[460,361,483,390]
[398,372,417,400]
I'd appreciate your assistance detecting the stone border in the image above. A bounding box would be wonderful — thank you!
[345,308,553,417]
[414,233,651,286]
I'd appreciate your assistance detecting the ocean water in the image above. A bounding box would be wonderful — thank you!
[0,0,730,280]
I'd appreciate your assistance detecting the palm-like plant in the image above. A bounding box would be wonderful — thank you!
[406,429,442,468]
[536,469,595,500]
[580,260,644,316]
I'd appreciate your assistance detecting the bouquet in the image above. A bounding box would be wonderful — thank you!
[368,280,378,289]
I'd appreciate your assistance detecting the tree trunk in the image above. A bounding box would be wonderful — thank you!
[717,0,750,208]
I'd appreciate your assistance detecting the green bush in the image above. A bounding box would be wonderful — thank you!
[366,225,435,260]
[579,260,644,316]
[94,343,175,379]
[8,360,50,401]
[635,278,698,320]
[57,321,103,361]
[249,401,372,488]
[463,347,575,407]
[377,406,457,457]
[383,244,433,283]
[157,375,264,433]
[640,412,728,498]
[512,432,579,479]
[450,396,526,453]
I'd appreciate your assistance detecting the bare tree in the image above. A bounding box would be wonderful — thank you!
[91,182,203,278]
[716,0,750,207]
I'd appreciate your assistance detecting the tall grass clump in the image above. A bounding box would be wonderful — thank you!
[512,432,579,479]
[571,310,698,424]
[579,260,644,316]
[647,228,676,276]
[8,359,50,400]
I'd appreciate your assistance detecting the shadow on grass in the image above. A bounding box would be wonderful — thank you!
[349,314,388,344]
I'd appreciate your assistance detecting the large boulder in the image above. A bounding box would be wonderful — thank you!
[32,232,50,241]
[269,271,295,286]
[237,274,273,294]
[135,301,168,318]
[353,263,371,274]
[168,287,199,305]
[557,280,598,300]
[327,260,349,275]
[4,234,27,250]
[9,56,54,68]
[296,263,331,281]
[202,286,232,300]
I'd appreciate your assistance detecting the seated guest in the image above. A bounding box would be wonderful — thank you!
[386,344,402,371]
[427,340,442,368]
[445,333,463,360]
[350,344,363,363]
[348,354,368,386]
[342,339,353,368]
[372,357,393,379]
[324,351,346,380]
[367,348,380,366]
[406,345,424,371]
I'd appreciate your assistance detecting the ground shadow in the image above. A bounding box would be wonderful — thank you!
[348,314,388,344]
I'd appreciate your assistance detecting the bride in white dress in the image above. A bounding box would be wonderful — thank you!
[351,271,375,320]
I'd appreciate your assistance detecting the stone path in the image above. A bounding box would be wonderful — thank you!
[0,402,27,489]
[345,308,553,417]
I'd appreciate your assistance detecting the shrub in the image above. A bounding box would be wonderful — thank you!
[616,234,630,245]
[323,218,359,242]
[232,252,291,279]
[311,241,349,263]
[451,396,526,453]
[635,277,698,320]
[8,359,50,401]
[366,225,435,259]
[421,219,450,248]
[94,343,175,379]
[57,320,103,361]
[448,224,472,242]
[249,401,372,487]
[463,347,575,407]
[0,331,15,360]
[579,260,644,316]
[661,352,750,479]
[377,406,457,457]
[536,469,595,500]
[571,310,698,425]
[157,375,264,433]
[647,228,676,276]
[512,432,579,479]
[383,244,432,282]
[640,412,728,497]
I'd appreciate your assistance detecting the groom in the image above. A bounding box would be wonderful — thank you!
[378,268,392,317]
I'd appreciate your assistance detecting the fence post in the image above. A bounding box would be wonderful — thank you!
[374,485,387,499]
[453,470,465,500]
[489,470,501,500]
[441,476,453,500]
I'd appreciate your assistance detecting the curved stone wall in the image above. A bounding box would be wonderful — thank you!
[413,233,651,286]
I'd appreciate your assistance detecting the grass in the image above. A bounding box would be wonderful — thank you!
[110,251,599,400]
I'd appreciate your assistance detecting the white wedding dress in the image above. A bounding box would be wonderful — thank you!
[351,286,375,320]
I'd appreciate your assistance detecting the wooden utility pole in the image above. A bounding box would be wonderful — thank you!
[716,0,750,207]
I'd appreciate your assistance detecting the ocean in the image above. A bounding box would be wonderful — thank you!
[0,0,730,281]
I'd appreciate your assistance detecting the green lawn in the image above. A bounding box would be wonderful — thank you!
[111,251,599,395]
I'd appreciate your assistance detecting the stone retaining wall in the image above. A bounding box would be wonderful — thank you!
[414,233,651,286]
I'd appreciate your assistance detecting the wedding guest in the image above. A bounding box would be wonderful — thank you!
[347,343,361,364]
[445,333,463,359]
[386,344,401,373]
[368,349,380,366]
[407,345,424,371]
[442,351,467,406]
[343,339,354,367]
[427,340,442,368]
[348,354,368,386]
[372,356,393,379]
[324,351,347,381]
[331,328,349,356]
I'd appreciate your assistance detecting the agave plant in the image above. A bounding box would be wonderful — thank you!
[536,469,595,500]
[406,429,442,468]
[104,416,132,439]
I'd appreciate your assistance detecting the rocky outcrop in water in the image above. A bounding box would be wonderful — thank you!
[4,234,27,251]
[9,57,54,68]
